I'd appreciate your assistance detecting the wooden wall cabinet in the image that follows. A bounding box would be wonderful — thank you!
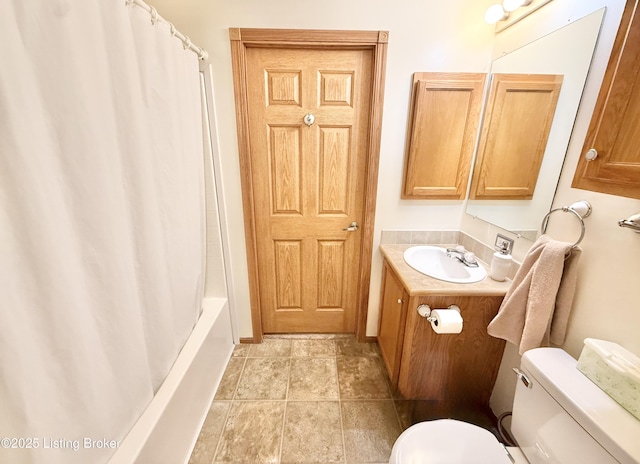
[402,72,486,199]
[470,73,563,200]
[377,261,505,414]
[572,0,640,199]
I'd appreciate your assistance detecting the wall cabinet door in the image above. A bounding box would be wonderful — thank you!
[572,0,640,199]
[402,72,486,199]
[470,73,563,200]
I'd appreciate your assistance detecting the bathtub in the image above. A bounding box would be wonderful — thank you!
[108,297,233,464]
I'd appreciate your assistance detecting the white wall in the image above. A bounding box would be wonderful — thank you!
[149,0,497,338]
[149,1,640,396]
[470,0,640,416]
[531,0,640,358]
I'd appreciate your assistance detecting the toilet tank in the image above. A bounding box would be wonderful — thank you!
[511,348,640,464]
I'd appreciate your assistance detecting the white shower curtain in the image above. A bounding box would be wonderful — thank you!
[0,2,205,463]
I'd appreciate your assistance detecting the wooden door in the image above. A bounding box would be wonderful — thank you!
[244,46,372,334]
[572,0,640,199]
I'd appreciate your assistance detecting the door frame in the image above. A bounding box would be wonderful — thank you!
[230,28,388,343]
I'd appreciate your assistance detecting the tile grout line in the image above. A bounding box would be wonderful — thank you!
[335,345,348,464]
[391,395,405,437]
[228,397,405,403]
[277,354,292,464]
[230,356,248,401]
[209,401,232,464]
[380,357,405,435]
[335,343,348,463]
[201,337,399,464]
[211,354,247,464]
[381,358,405,458]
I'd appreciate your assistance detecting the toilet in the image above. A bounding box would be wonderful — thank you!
[390,347,640,463]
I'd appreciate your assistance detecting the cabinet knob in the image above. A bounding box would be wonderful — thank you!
[585,148,598,161]
[397,298,403,304]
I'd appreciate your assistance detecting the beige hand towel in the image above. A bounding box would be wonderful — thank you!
[487,234,581,355]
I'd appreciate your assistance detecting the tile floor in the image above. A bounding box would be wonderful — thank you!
[188,335,406,464]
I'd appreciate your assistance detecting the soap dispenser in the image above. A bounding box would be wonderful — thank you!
[490,242,512,282]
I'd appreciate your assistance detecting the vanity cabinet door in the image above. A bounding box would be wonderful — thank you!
[402,72,486,199]
[397,294,505,406]
[377,262,408,387]
[572,0,640,199]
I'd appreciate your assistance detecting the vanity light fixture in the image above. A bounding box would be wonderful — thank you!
[486,0,554,31]
[485,4,509,25]
[503,0,532,12]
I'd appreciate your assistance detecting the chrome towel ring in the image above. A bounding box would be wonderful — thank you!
[540,200,592,248]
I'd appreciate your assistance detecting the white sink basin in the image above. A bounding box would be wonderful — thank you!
[403,246,487,284]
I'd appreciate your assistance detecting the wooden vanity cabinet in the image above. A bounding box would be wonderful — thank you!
[378,261,505,413]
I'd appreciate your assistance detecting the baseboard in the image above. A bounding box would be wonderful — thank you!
[240,335,377,344]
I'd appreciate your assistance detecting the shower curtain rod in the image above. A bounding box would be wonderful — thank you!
[126,0,208,60]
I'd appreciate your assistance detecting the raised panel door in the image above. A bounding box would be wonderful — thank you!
[402,72,486,199]
[470,73,563,200]
[377,262,408,387]
[246,47,372,333]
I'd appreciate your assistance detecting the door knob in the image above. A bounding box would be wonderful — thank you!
[342,221,359,232]
[303,113,315,126]
[585,148,598,161]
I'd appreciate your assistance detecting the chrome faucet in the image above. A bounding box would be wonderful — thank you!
[446,246,479,268]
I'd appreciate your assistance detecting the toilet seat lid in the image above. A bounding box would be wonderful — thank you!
[390,419,513,464]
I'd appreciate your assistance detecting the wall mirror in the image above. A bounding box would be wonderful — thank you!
[465,8,606,240]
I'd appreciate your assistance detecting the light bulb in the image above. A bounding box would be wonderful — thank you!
[485,4,508,24]
[503,0,524,12]
[503,0,533,12]
[503,0,534,12]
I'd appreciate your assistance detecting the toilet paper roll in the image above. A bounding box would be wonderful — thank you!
[430,309,463,334]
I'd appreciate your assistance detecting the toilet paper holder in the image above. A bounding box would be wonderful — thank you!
[417,304,460,322]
